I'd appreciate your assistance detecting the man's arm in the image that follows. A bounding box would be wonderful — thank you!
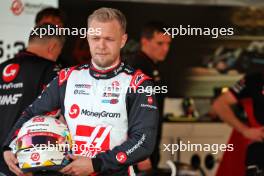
[92,80,159,173]
[40,64,60,88]
[212,91,247,133]
[212,90,264,141]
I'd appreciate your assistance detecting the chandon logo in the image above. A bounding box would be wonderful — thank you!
[2,64,20,83]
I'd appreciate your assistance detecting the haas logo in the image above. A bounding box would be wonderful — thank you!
[30,153,40,161]
[69,104,80,119]
[74,125,112,157]
[112,81,120,87]
[147,96,153,105]
[2,64,20,83]
[116,152,127,164]
[10,0,24,16]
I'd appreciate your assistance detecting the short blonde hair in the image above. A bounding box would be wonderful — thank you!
[88,7,127,33]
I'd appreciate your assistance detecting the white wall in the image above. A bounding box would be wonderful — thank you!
[0,0,58,63]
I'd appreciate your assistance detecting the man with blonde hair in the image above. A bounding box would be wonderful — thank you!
[3,7,158,176]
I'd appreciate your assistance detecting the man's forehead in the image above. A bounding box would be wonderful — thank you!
[153,31,172,41]
[89,19,123,33]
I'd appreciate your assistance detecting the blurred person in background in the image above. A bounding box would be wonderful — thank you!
[0,24,64,176]
[35,7,71,68]
[35,7,65,27]
[213,71,264,176]
[126,21,172,175]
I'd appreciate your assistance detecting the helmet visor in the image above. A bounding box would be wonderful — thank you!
[17,132,65,150]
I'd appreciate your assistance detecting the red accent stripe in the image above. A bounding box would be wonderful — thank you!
[13,129,20,138]
[128,166,131,176]
[216,130,248,176]
[17,132,62,141]
[216,97,259,176]
[45,109,59,116]
[58,66,76,86]
[129,70,151,91]
[90,62,121,73]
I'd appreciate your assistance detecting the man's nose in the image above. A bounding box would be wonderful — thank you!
[162,44,169,54]
[98,39,106,49]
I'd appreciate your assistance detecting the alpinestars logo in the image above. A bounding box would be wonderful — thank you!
[2,64,20,83]
[69,104,80,119]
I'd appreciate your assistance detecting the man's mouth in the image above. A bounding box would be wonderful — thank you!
[96,53,108,56]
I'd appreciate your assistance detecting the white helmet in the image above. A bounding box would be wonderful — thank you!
[14,116,72,173]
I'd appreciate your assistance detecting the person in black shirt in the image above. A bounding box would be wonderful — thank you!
[0,24,64,176]
[213,72,264,175]
[34,7,71,69]
[126,21,171,174]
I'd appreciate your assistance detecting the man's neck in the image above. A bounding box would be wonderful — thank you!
[141,47,157,63]
[26,45,55,62]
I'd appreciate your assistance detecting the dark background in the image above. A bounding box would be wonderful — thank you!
[58,0,243,97]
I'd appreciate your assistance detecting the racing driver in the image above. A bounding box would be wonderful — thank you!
[2,7,158,176]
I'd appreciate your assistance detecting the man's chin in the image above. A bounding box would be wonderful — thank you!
[157,57,166,62]
[93,58,111,68]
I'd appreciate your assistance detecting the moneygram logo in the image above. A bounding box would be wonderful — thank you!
[81,110,121,119]
[116,152,127,163]
[69,104,80,119]
[147,96,153,104]
[2,64,20,83]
